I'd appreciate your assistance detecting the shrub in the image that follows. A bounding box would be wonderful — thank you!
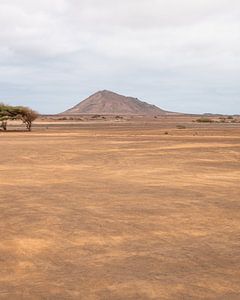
[176,125,186,129]
[196,117,214,123]
[92,114,101,119]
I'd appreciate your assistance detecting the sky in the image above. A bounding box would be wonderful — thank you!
[0,0,239,114]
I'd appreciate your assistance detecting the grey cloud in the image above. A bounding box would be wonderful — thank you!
[0,0,239,114]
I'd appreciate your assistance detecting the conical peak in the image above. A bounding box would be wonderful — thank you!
[63,90,167,115]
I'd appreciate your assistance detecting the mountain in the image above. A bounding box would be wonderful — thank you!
[62,90,167,115]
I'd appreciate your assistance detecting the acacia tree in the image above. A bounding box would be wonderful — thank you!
[18,107,39,131]
[0,104,15,131]
[0,104,38,131]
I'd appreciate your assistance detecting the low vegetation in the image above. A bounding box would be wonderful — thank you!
[0,104,38,131]
[196,117,214,123]
[194,116,239,124]
[176,125,186,129]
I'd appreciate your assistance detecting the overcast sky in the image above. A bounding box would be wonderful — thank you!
[0,0,239,114]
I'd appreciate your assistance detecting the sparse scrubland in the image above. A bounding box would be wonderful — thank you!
[195,116,240,124]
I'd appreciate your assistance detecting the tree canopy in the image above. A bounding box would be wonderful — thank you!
[0,104,38,131]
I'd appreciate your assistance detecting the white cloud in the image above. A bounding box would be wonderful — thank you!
[0,0,239,113]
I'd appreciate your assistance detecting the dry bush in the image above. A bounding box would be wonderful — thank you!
[196,117,214,123]
[176,125,186,129]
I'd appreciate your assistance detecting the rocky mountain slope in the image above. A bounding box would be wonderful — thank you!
[62,90,167,115]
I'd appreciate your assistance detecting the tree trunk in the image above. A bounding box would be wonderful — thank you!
[1,121,7,131]
[26,121,32,131]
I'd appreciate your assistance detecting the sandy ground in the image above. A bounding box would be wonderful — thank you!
[0,118,240,299]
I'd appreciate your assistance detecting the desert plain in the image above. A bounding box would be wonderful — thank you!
[0,116,240,299]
